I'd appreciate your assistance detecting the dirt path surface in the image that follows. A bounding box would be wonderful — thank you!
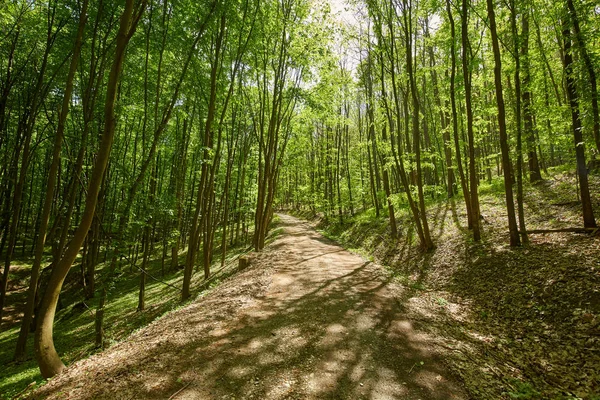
[33,214,467,400]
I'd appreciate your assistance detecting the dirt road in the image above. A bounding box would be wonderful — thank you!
[33,214,467,399]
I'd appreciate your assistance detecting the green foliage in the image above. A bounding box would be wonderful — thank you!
[505,380,541,400]
[1,0,600,394]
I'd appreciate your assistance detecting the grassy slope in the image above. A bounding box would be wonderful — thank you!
[290,166,600,400]
[0,235,253,399]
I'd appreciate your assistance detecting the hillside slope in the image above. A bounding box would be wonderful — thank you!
[30,214,466,400]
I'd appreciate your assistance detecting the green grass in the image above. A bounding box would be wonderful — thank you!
[0,239,250,399]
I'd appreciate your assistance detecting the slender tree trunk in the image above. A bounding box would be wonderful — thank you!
[486,0,521,246]
[138,153,158,312]
[520,12,542,182]
[0,4,60,321]
[383,3,426,247]
[34,0,143,378]
[510,0,528,243]
[183,14,223,299]
[562,17,597,228]
[378,57,397,237]
[14,0,89,361]
[461,0,481,241]
[445,0,472,227]
[403,0,433,250]
[566,0,600,153]
[429,47,454,197]
[365,52,381,217]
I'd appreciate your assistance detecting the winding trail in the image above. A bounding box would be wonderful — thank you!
[34,214,467,399]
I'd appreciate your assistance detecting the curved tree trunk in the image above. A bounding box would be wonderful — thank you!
[14,0,89,362]
[34,0,142,378]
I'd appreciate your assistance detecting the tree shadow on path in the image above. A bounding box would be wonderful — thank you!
[33,214,468,400]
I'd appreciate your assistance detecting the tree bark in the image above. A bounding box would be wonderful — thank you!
[445,0,472,227]
[461,0,481,241]
[562,16,597,228]
[14,0,89,361]
[34,0,143,378]
[486,0,521,246]
[566,0,600,154]
[520,12,542,182]
[510,0,528,244]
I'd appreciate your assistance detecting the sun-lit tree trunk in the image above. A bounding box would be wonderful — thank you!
[253,2,302,251]
[14,0,89,361]
[486,0,521,246]
[182,14,224,299]
[562,15,597,228]
[377,53,398,237]
[402,0,433,250]
[461,0,481,242]
[365,48,381,218]
[34,0,144,378]
[566,0,600,154]
[377,0,427,248]
[445,0,472,227]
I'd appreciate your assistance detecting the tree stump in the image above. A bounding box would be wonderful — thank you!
[238,254,253,271]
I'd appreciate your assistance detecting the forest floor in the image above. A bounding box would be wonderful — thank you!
[29,214,468,400]
[0,233,252,398]
[5,167,600,400]
[290,167,600,399]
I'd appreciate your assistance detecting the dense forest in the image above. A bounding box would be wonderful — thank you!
[0,0,598,398]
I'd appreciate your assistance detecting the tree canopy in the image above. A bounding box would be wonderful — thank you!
[0,0,598,390]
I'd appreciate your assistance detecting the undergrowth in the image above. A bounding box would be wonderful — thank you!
[0,237,252,399]
[287,168,600,399]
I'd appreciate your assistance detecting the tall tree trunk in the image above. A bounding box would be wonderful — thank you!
[378,55,397,237]
[445,0,472,227]
[138,153,158,312]
[382,1,427,247]
[566,0,600,153]
[183,14,224,299]
[486,0,521,246]
[510,0,528,244]
[34,0,143,378]
[461,0,481,241]
[14,0,89,361]
[171,116,190,270]
[562,16,597,228]
[365,51,381,217]
[520,12,542,182]
[403,0,433,250]
[429,44,454,197]
[0,2,60,321]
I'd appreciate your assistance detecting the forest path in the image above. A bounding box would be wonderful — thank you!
[34,214,467,400]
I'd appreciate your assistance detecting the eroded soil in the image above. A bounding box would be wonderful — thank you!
[32,214,467,399]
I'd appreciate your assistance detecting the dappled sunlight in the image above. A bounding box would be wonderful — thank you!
[33,214,466,399]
